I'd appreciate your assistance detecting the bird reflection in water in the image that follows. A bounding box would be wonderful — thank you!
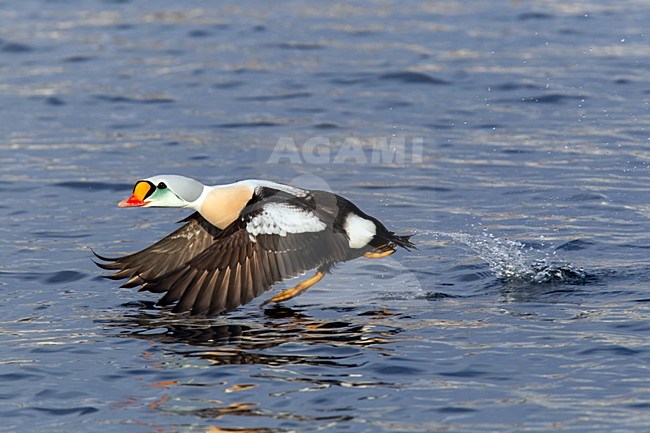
[102,303,402,367]
[100,304,401,431]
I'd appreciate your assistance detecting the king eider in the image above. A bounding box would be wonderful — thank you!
[94,175,415,315]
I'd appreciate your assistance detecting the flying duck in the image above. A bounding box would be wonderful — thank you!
[94,175,414,315]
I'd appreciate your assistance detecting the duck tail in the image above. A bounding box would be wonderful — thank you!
[372,231,415,252]
[389,233,416,251]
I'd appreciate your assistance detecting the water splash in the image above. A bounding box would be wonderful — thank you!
[428,230,587,284]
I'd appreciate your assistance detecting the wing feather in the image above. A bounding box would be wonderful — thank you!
[158,268,198,306]
[174,270,208,313]
[93,212,221,284]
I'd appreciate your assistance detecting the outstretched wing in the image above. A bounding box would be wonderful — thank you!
[94,212,222,287]
[140,201,350,315]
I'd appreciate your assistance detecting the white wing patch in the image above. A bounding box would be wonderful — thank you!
[246,203,326,237]
[344,214,376,248]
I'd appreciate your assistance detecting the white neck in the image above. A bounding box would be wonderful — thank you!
[187,185,214,211]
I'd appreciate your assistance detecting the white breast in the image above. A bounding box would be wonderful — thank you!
[344,214,377,248]
[246,203,326,237]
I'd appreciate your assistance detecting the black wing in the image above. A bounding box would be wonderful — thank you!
[94,212,222,288]
[140,204,350,315]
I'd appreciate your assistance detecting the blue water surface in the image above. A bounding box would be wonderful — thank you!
[1,1,649,432]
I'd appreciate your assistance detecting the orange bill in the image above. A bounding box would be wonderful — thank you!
[118,181,152,207]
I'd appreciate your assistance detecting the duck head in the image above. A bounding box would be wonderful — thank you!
[118,175,205,208]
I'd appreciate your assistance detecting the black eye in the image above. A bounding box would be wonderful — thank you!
[157,182,167,189]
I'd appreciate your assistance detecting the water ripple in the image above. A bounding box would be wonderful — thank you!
[1,1,650,432]
[377,72,449,85]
